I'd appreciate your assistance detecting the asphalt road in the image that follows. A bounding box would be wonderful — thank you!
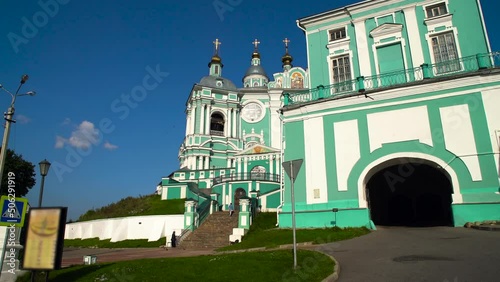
[315,226,500,282]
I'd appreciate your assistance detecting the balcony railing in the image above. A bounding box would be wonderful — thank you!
[213,173,280,185]
[283,51,500,106]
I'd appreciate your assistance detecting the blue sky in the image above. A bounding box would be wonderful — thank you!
[0,0,499,220]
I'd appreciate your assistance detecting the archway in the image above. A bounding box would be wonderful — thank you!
[234,188,246,211]
[366,161,454,227]
[210,112,225,136]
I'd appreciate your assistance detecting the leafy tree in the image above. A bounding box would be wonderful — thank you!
[0,148,36,197]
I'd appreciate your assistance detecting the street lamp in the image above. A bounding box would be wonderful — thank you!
[38,159,51,207]
[0,74,36,194]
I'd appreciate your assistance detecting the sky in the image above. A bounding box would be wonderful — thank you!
[0,0,499,220]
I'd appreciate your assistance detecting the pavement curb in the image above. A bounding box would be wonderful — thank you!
[321,253,340,282]
[470,225,500,231]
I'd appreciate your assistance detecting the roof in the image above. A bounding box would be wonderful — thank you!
[243,65,269,80]
[198,75,238,90]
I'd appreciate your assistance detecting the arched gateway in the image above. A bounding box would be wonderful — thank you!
[358,153,463,227]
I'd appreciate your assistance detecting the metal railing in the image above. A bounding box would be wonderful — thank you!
[213,173,280,185]
[283,51,500,106]
[196,200,212,227]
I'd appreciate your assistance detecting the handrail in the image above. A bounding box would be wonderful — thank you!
[283,51,500,106]
[213,173,281,185]
[178,226,192,244]
[197,200,212,227]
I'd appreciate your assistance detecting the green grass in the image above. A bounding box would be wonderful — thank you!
[64,237,166,248]
[217,212,370,251]
[16,250,333,282]
[76,195,184,222]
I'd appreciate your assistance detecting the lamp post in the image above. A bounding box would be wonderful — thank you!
[0,75,35,194]
[38,159,51,207]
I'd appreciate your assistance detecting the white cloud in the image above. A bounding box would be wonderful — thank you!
[55,136,66,148]
[103,141,118,150]
[16,114,31,124]
[55,121,100,149]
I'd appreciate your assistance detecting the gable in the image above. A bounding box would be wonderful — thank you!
[235,144,279,156]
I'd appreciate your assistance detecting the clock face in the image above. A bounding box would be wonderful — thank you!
[242,102,263,122]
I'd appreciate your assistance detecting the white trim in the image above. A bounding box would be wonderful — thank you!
[304,117,328,204]
[425,27,463,75]
[334,120,360,191]
[327,51,355,88]
[353,20,371,77]
[440,105,482,181]
[403,6,425,67]
[241,100,266,123]
[357,152,463,208]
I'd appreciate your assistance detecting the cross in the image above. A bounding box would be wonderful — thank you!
[252,39,260,50]
[283,38,290,52]
[213,38,221,54]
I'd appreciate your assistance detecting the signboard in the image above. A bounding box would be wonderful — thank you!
[282,159,303,182]
[0,196,29,227]
[22,207,67,270]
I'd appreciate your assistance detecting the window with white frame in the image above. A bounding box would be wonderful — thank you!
[329,27,347,42]
[431,32,460,74]
[426,2,448,18]
[332,55,352,92]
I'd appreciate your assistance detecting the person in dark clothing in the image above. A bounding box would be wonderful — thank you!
[171,231,176,247]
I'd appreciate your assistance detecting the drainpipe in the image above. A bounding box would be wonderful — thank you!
[476,0,492,53]
[276,110,285,226]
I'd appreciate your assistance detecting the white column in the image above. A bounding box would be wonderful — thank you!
[204,156,209,169]
[237,158,241,179]
[243,157,248,176]
[199,105,205,135]
[227,158,231,167]
[190,106,196,134]
[403,6,425,67]
[205,105,211,134]
[353,20,372,77]
[227,109,231,138]
[270,155,274,175]
[185,111,191,136]
[232,109,236,137]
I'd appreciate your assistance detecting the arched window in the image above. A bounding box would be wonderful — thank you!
[210,112,225,136]
[250,165,266,180]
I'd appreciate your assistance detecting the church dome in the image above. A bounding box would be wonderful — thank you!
[198,75,237,90]
[243,65,269,80]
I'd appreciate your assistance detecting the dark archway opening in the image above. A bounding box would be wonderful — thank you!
[366,162,454,227]
[210,112,225,136]
[234,188,246,212]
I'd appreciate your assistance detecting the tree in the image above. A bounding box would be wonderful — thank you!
[0,148,36,197]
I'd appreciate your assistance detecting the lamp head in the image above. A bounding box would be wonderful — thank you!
[20,75,29,84]
[26,91,36,96]
[39,159,51,177]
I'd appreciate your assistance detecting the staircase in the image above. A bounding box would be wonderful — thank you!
[181,211,239,249]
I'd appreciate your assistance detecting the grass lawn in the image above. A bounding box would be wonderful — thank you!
[218,212,370,251]
[64,237,166,248]
[77,196,184,222]
[17,250,333,282]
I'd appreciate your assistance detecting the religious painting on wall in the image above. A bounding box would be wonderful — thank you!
[291,72,304,88]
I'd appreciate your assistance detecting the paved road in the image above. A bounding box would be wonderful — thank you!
[316,226,500,282]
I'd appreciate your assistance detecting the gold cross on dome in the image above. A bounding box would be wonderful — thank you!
[252,39,261,50]
[213,38,221,53]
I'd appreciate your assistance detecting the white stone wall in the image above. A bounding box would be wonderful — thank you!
[64,215,184,242]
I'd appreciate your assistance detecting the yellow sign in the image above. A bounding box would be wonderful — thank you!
[23,208,65,270]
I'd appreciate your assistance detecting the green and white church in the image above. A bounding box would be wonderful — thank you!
[159,0,500,229]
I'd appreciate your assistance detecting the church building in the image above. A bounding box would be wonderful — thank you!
[159,0,500,229]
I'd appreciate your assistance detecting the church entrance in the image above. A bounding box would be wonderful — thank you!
[234,188,246,212]
[366,161,454,227]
